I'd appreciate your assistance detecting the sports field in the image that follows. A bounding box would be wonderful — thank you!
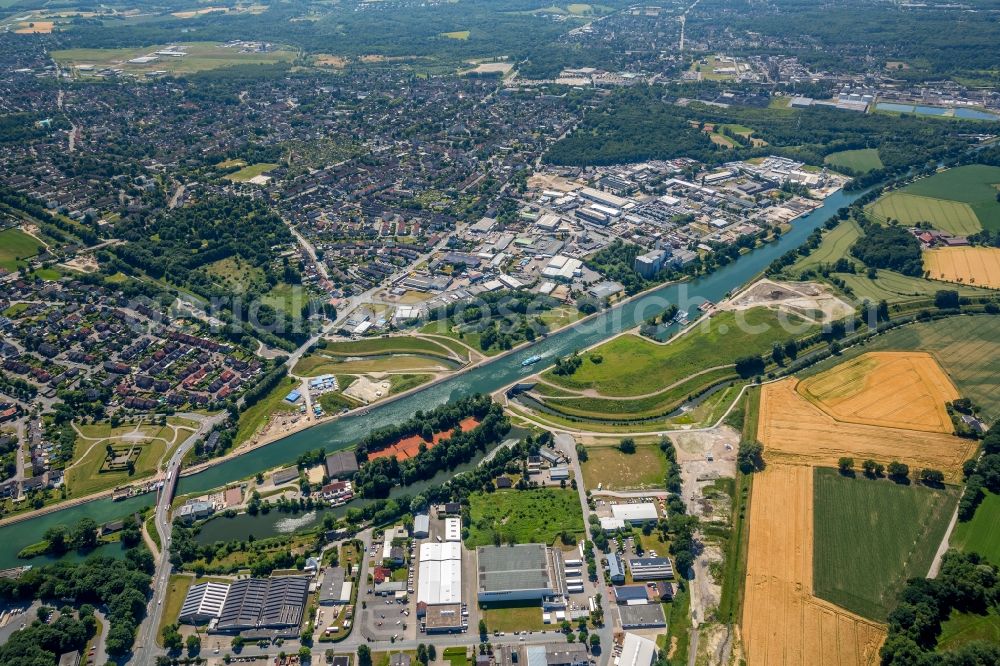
[868,192,981,236]
[760,377,975,481]
[824,148,883,174]
[742,464,885,665]
[791,219,861,275]
[797,352,958,433]
[802,315,1000,422]
[951,490,1000,567]
[904,165,1000,231]
[813,468,959,621]
[464,488,584,547]
[0,228,43,271]
[924,246,1000,289]
[542,308,815,397]
[579,441,667,490]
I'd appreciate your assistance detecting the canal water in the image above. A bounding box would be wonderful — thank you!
[0,186,864,568]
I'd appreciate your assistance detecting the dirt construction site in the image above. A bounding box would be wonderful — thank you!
[742,351,973,665]
[722,278,856,324]
[923,246,1000,290]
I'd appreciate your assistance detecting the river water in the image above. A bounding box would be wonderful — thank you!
[0,187,863,568]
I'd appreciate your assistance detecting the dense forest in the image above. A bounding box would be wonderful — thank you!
[0,547,153,660]
[849,223,924,276]
[545,86,993,175]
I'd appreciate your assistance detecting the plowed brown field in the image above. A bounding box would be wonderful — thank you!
[924,246,1000,289]
[796,352,959,433]
[742,465,886,666]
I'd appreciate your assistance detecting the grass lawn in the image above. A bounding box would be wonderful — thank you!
[543,309,816,397]
[0,228,43,271]
[465,488,584,548]
[203,256,265,292]
[812,467,960,621]
[479,603,547,633]
[389,374,433,394]
[790,219,861,275]
[32,267,62,281]
[322,336,458,359]
[318,391,361,413]
[951,490,1000,566]
[824,148,883,174]
[157,574,195,645]
[798,314,1000,422]
[261,281,309,319]
[902,164,1000,231]
[66,422,185,497]
[937,606,1000,650]
[225,162,279,182]
[294,353,451,376]
[234,376,298,446]
[579,443,666,491]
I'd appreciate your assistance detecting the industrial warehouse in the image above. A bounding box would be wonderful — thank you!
[476,544,565,603]
[176,575,311,637]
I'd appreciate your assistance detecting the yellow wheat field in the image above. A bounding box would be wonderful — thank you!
[742,465,886,666]
[924,246,1000,289]
[759,378,975,481]
[797,352,959,433]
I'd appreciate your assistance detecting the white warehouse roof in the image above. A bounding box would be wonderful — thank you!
[619,633,657,666]
[418,542,462,606]
[611,502,658,523]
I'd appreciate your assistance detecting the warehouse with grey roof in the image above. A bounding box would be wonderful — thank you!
[476,544,563,602]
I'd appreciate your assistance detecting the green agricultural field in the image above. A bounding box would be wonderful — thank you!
[234,376,298,446]
[937,607,1000,651]
[790,218,862,275]
[951,491,1000,566]
[225,162,278,182]
[812,468,960,621]
[465,488,584,548]
[868,192,982,236]
[902,165,1000,231]
[832,267,989,304]
[543,309,815,397]
[0,228,43,271]
[579,442,666,490]
[440,30,470,40]
[53,41,297,77]
[824,148,883,174]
